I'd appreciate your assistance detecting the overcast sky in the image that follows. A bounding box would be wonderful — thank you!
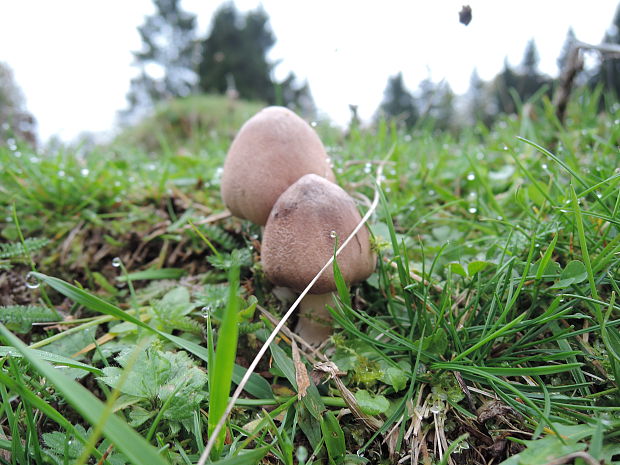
[0,1,618,142]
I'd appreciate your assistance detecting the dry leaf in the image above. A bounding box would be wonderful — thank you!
[292,340,310,400]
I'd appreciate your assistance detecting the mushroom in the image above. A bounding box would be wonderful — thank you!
[261,174,375,344]
[220,106,335,226]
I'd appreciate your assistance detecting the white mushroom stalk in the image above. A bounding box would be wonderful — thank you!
[197,164,385,465]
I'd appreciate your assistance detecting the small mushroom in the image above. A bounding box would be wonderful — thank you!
[261,174,375,344]
[221,106,335,226]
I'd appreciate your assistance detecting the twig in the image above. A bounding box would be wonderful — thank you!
[554,40,620,124]
[196,165,386,464]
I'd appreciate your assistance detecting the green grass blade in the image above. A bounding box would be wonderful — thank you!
[210,446,271,465]
[0,346,103,375]
[0,324,168,465]
[116,268,186,282]
[208,257,241,458]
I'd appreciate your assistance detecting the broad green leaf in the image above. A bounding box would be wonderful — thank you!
[527,181,548,207]
[550,260,587,289]
[270,342,325,419]
[355,390,390,415]
[467,260,493,276]
[232,364,274,400]
[380,366,407,392]
[0,325,167,465]
[531,259,561,282]
[321,411,346,465]
[99,347,207,422]
[448,262,467,277]
[211,446,271,465]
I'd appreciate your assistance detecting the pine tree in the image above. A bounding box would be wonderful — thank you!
[493,60,518,114]
[0,62,36,145]
[517,39,549,103]
[198,4,275,102]
[376,72,418,128]
[521,39,540,77]
[197,4,314,112]
[417,78,454,130]
[466,69,493,126]
[557,28,577,73]
[122,0,198,123]
[492,41,551,116]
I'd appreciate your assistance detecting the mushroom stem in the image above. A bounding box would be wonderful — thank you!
[296,292,336,346]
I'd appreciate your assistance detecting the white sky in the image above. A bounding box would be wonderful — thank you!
[0,1,617,142]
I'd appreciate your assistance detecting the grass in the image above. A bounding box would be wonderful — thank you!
[0,89,619,464]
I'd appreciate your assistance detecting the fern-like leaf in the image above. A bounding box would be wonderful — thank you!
[0,305,61,333]
[200,224,238,251]
[0,237,50,259]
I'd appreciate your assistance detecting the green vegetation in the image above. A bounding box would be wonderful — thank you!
[1,90,619,464]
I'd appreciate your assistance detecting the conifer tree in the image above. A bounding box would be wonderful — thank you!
[198,3,314,113]
[557,28,577,73]
[466,69,493,126]
[122,0,198,122]
[376,72,418,128]
[0,62,36,145]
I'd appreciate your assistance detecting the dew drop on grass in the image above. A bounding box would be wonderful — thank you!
[503,145,509,151]
[468,207,477,214]
[201,306,213,318]
[497,215,503,220]
[541,163,548,170]
[430,404,441,414]
[25,272,40,289]
[80,168,89,177]
[466,173,475,181]
[363,162,372,174]
[596,192,603,199]
[58,170,65,177]
[310,121,318,127]
[428,190,436,196]
[111,257,122,268]
[329,230,337,239]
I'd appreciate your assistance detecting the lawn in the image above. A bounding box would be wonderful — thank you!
[0,92,619,464]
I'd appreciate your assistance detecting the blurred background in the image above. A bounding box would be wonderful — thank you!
[1,0,619,146]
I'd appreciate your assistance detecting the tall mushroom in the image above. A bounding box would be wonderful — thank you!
[261,174,376,344]
[220,106,335,226]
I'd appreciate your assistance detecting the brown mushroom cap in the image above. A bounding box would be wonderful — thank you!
[261,174,376,294]
[220,106,335,225]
